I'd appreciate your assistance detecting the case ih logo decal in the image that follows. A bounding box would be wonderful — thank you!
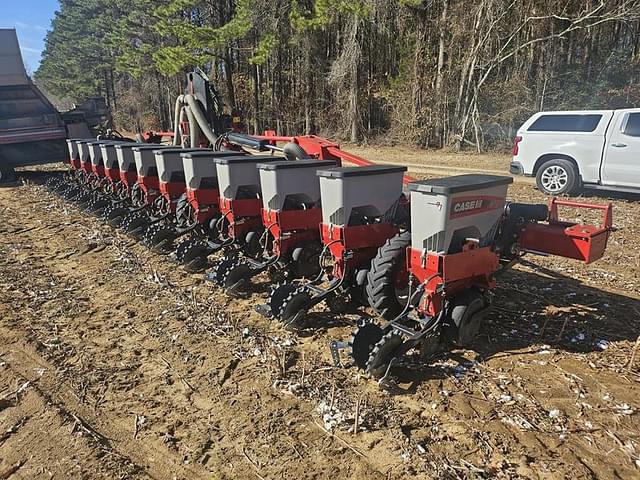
[450,196,505,219]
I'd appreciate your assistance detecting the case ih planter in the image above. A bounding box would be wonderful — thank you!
[330,174,614,385]
[48,138,92,199]
[38,65,618,391]
[209,154,280,255]
[44,126,615,390]
[212,159,338,293]
[100,142,150,226]
[83,140,129,214]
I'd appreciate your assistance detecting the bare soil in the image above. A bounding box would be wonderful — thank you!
[1,151,639,479]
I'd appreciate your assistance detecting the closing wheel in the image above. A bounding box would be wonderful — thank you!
[52,178,72,193]
[366,331,405,380]
[211,256,239,286]
[366,231,412,320]
[102,205,129,227]
[61,184,82,200]
[279,287,312,330]
[147,225,178,254]
[176,238,210,272]
[349,320,384,370]
[121,212,150,240]
[85,196,109,214]
[45,176,63,189]
[263,283,299,318]
[221,260,253,294]
[73,191,94,207]
[119,211,138,232]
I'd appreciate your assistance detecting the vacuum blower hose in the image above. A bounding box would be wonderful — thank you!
[283,142,311,161]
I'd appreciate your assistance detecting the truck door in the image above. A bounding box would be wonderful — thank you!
[602,112,640,187]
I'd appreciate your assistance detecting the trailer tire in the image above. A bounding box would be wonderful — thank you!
[366,231,411,321]
[535,159,581,196]
[0,165,16,184]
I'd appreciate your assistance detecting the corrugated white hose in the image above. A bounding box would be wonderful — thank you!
[172,94,184,146]
[178,105,188,147]
[184,105,201,148]
[184,94,218,146]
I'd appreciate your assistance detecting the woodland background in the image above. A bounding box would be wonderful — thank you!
[36,0,640,151]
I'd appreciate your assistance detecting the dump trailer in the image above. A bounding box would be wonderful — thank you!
[0,29,71,181]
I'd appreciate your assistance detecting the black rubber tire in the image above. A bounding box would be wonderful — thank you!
[535,159,581,196]
[291,243,322,279]
[442,290,487,348]
[243,229,263,258]
[0,165,16,184]
[174,193,191,229]
[365,231,411,321]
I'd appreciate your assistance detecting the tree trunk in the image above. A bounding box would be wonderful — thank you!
[435,0,449,147]
[252,62,260,134]
[223,52,236,109]
[349,17,361,143]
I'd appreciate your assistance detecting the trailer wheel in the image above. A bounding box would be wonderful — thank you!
[0,165,16,184]
[536,159,581,195]
[366,231,411,321]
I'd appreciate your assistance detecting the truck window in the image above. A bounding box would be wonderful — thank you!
[623,113,640,137]
[528,114,602,132]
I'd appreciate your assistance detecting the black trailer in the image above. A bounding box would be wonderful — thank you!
[0,29,73,181]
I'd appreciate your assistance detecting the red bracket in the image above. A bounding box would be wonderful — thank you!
[518,198,613,264]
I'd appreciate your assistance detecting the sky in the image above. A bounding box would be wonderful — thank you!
[1,0,60,74]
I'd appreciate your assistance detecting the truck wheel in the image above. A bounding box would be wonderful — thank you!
[366,231,411,321]
[536,159,581,196]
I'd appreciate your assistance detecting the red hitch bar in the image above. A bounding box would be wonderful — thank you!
[518,198,613,264]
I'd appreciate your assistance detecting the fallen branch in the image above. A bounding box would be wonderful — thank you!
[312,418,365,458]
[627,335,640,372]
[0,461,25,480]
[242,446,266,480]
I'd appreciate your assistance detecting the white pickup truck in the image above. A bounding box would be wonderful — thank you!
[510,108,640,195]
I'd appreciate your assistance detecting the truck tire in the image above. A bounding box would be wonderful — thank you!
[535,159,581,196]
[366,231,411,320]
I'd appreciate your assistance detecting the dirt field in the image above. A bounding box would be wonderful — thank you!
[1,151,639,479]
